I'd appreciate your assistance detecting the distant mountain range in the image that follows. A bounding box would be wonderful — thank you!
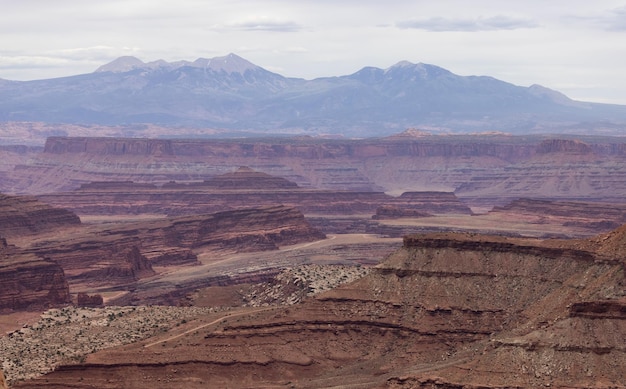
[1,53,626,137]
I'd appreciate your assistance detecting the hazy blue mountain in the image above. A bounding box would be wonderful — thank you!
[1,53,625,136]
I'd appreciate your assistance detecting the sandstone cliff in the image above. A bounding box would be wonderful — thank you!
[0,238,70,311]
[162,166,299,190]
[536,138,593,154]
[27,205,324,289]
[16,226,626,388]
[490,198,626,232]
[40,184,392,216]
[7,135,626,207]
[0,193,80,237]
[38,167,478,220]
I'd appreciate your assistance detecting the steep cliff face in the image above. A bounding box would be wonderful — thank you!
[536,138,593,154]
[490,198,626,232]
[162,205,326,250]
[44,137,175,156]
[0,238,70,311]
[17,226,626,388]
[27,206,324,289]
[0,193,81,237]
[178,166,299,189]
[6,135,626,205]
[41,136,539,160]
[40,184,393,216]
[26,235,157,288]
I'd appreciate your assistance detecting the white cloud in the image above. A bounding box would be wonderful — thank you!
[396,15,538,32]
[599,6,626,31]
[224,16,302,32]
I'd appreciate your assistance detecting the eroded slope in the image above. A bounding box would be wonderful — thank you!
[14,226,626,388]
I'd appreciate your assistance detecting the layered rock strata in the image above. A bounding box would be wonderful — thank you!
[0,193,80,237]
[490,198,626,232]
[373,191,472,219]
[17,226,626,388]
[38,168,475,220]
[0,238,70,311]
[39,184,392,216]
[163,166,299,189]
[27,205,325,288]
[5,135,626,208]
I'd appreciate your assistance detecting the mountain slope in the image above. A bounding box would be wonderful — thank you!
[1,54,626,136]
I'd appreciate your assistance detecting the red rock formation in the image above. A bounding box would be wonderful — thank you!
[26,206,324,289]
[77,246,155,285]
[44,137,175,156]
[373,205,432,219]
[6,135,626,210]
[27,238,156,288]
[569,299,626,319]
[163,166,299,190]
[76,293,104,308]
[17,225,626,388]
[40,185,392,216]
[536,138,593,154]
[490,198,626,233]
[0,238,70,311]
[0,193,80,237]
[42,135,537,160]
[374,191,472,219]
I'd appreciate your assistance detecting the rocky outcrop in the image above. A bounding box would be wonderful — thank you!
[27,237,156,288]
[163,166,299,189]
[374,191,472,219]
[492,198,626,218]
[75,293,104,308]
[0,193,81,237]
[490,198,626,232]
[0,238,70,311]
[40,184,392,216]
[41,136,540,160]
[536,138,593,154]
[27,206,324,289]
[17,225,626,388]
[569,299,626,319]
[44,137,175,156]
[77,246,155,285]
[6,135,626,209]
[373,205,433,219]
[160,205,326,250]
[39,169,476,221]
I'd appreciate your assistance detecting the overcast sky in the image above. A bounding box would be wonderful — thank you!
[2,0,626,104]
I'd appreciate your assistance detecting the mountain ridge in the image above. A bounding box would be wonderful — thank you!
[1,53,625,137]
[94,53,265,75]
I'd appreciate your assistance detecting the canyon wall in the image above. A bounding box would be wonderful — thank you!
[0,193,80,237]
[27,205,325,289]
[37,168,475,219]
[0,238,70,311]
[7,133,626,208]
[4,135,625,208]
[17,226,626,388]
